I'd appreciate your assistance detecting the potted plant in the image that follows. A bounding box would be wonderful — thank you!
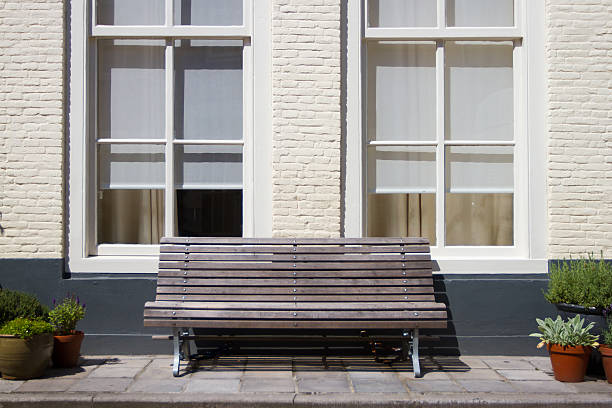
[0,317,54,380]
[49,295,86,367]
[530,315,599,382]
[600,307,612,383]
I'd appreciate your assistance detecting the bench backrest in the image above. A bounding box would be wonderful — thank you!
[156,237,435,304]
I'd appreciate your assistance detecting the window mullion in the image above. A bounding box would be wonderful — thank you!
[435,40,445,249]
[437,0,445,28]
[165,0,173,27]
[164,40,175,237]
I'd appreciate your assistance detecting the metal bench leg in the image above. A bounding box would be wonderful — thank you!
[411,328,422,378]
[172,328,181,377]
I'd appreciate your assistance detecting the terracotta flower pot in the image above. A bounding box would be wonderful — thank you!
[0,333,53,380]
[52,331,84,368]
[547,344,591,382]
[600,345,612,384]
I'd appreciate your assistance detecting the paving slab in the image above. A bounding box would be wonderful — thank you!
[185,378,241,393]
[15,379,76,392]
[240,377,295,393]
[190,368,244,379]
[128,378,187,393]
[297,376,352,393]
[404,379,465,393]
[88,365,143,378]
[456,379,516,393]
[348,371,406,393]
[527,356,553,372]
[67,377,133,393]
[0,380,24,393]
[509,380,578,393]
[448,368,503,380]
[497,368,554,381]
[483,358,534,370]
[571,379,612,393]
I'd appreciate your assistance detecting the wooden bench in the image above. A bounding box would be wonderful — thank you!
[144,237,447,377]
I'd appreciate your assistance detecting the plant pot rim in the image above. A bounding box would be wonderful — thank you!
[547,343,593,352]
[555,302,604,316]
[53,330,84,337]
[0,333,52,340]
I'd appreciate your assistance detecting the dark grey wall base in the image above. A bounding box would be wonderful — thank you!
[0,259,559,356]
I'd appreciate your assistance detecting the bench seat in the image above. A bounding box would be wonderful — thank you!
[144,237,447,377]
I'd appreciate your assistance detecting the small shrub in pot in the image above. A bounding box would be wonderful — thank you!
[0,318,54,380]
[49,295,86,367]
[530,315,599,382]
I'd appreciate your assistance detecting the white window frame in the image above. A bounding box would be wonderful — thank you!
[67,0,272,273]
[346,0,547,273]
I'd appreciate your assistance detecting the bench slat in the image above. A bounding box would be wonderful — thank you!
[144,309,447,320]
[157,286,434,295]
[161,237,429,245]
[159,261,431,270]
[156,278,433,287]
[161,245,430,254]
[160,254,429,262]
[145,301,446,310]
[155,294,436,302]
[144,319,446,329]
[157,269,433,278]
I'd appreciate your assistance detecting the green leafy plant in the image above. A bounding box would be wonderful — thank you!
[0,289,49,326]
[0,318,54,339]
[49,295,86,335]
[602,318,612,346]
[529,315,599,348]
[543,253,612,309]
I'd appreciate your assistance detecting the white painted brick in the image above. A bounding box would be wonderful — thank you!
[0,0,64,259]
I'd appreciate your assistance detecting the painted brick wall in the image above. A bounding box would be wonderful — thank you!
[0,0,64,258]
[271,0,342,237]
[546,0,612,258]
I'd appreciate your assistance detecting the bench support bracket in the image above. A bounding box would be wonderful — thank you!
[402,329,421,378]
[172,328,192,377]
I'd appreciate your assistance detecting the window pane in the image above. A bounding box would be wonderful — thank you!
[98,189,164,244]
[445,41,513,141]
[174,0,243,26]
[368,0,436,27]
[98,40,165,140]
[367,146,436,193]
[177,190,242,236]
[98,144,165,189]
[174,41,243,140]
[367,193,436,245]
[367,42,436,141]
[446,0,513,27]
[175,145,242,189]
[446,193,513,246]
[97,0,165,25]
[446,146,513,193]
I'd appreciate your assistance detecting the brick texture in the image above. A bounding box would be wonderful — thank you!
[271,0,342,237]
[0,0,64,258]
[546,0,612,258]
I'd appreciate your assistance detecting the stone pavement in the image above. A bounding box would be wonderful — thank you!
[0,354,611,407]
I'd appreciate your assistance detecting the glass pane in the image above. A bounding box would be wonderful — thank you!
[367,146,436,193]
[446,146,513,193]
[98,144,165,189]
[175,144,242,189]
[98,40,165,140]
[445,41,513,141]
[446,193,513,246]
[174,41,243,140]
[447,0,514,27]
[367,42,436,141]
[174,0,243,26]
[177,190,242,236]
[98,189,164,244]
[368,0,436,27]
[97,0,165,25]
[367,193,436,245]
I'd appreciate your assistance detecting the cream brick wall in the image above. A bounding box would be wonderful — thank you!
[0,0,64,258]
[271,0,342,237]
[546,0,612,258]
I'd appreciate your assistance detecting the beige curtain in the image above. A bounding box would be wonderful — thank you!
[98,190,164,244]
[367,193,512,246]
